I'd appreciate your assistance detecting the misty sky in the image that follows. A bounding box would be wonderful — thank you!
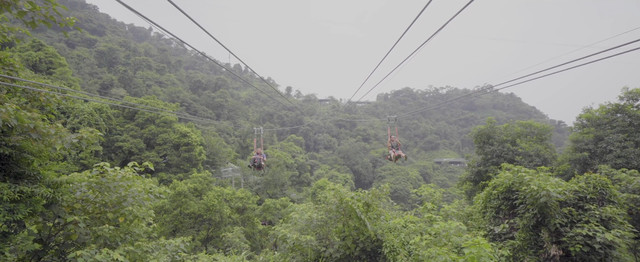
[85,0,640,125]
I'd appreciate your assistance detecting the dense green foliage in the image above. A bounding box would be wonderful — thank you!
[1,0,639,261]
[477,165,633,261]
[461,118,558,198]
[560,87,640,178]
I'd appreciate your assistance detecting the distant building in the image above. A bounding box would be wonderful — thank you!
[434,158,467,167]
[353,101,371,106]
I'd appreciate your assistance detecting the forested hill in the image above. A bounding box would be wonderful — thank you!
[4,0,639,261]
[41,0,568,156]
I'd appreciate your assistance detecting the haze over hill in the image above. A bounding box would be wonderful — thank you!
[85,0,640,125]
[30,0,573,161]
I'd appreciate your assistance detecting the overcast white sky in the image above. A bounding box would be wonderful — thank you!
[85,0,640,125]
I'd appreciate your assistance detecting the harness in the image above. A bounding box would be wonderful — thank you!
[251,127,265,169]
[387,116,398,139]
[388,115,399,150]
[390,141,400,150]
[253,127,263,153]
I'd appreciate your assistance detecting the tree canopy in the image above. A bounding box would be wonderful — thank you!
[560,87,640,178]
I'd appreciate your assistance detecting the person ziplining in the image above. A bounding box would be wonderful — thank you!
[386,116,407,163]
[248,127,267,172]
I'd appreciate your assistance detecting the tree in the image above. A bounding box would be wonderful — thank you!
[93,43,123,70]
[378,184,497,261]
[461,118,557,198]
[271,179,386,261]
[245,134,312,200]
[597,166,640,261]
[154,173,262,255]
[14,38,78,86]
[201,128,237,172]
[476,165,634,261]
[102,96,206,183]
[33,162,171,260]
[0,73,102,259]
[373,164,424,210]
[335,139,375,189]
[285,86,292,97]
[154,123,206,175]
[11,162,196,261]
[0,0,75,44]
[0,86,71,259]
[310,165,355,190]
[561,87,640,178]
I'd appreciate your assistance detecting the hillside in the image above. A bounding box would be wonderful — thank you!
[22,0,568,189]
[51,0,568,155]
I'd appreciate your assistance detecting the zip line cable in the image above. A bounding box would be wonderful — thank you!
[166,0,295,107]
[18,2,634,133]
[0,74,327,132]
[491,37,640,90]
[0,75,322,132]
[116,0,291,109]
[498,25,640,80]
[115,0,477,129]
[397,44,640,119]
[333,117,382,123]
[263,121,316,131]
[0,74,215,123]
[0,81,217,124]
[2,79,376,141]
[8,43,637,136]
[114,0,295,111]
[389,31,640,119]
[355,0,475,102]
[492,45,640,93]
[0,80,218,124]
[259,116,382,133]
[347,0,434,103]
[262,108,388,131]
